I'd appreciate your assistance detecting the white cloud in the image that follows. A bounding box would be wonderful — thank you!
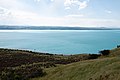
[51,0,54,2]
[34,0,54,3]
[64,0,90,10]
[65,14,84,17]
[0,5,36,19]
[0,0,26,10]
[79,1,88,10]
[105,10,112,14]
[65,6,71,10]
[0,7,10,15]
[0,7,12,21]
[34,0,41,2]
[61,17,120,27]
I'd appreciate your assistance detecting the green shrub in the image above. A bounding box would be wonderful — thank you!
[0,66,46,80]
[0,68,22,80]
[88,54,101,59]
[99,50,110,56]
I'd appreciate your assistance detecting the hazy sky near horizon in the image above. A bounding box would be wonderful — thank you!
[0,0,120,27]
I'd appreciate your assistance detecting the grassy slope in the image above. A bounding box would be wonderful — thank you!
[33,48,120,80]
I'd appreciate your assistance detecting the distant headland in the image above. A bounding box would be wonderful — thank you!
[0,25,119,30]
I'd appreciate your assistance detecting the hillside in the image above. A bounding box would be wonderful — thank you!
[0,48,120,80]
[0,48,98,80]
[32,48,120,80]
[33,57,120,80]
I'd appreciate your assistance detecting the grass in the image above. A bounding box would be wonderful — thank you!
[32,48,120,80]
[32,57,120,80]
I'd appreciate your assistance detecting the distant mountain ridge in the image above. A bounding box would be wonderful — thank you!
[0,25,119,30]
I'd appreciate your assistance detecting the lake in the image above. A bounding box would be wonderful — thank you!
[0,30,120,54]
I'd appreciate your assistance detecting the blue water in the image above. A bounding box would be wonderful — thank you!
[0,30,120,54]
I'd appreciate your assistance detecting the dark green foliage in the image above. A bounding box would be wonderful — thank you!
[117,45,120,48]
[0,65,46,80]
[0,48,97,67]
[0,68,22,80]
[99,50,110,56]
[88,54,101,59]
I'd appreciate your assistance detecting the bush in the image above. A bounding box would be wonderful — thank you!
[117,45,120,48]
[88,54,101,59]
[0,68,22,80]
[0,66,46,80]
[99,50,110,56]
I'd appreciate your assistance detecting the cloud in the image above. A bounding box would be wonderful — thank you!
[65,14,84,17]
[34,0,54,3]
[64,0,90,10]
[61,17,120,27]
[34,0,41,2]
[0,7,12,19]
[79,1,88,10]
[65,6,71,10]
[0,0,24,10]
[105,10,112,14]
[51,0,54,2]
[0,7,9,14]
[0,5,37,19]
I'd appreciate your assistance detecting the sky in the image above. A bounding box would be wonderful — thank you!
[0,0,120,27]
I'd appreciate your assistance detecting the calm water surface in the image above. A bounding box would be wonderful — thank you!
[0,30,120,54]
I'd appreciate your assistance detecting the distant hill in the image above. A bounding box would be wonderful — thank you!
[0,25,119,30]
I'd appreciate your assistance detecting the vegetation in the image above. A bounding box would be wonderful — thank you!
[0,47,120,80]
[0,48,99,80]
[33,57,120,80]
[32,47,120,80]
[117,45,120,48]
[1,65,45,80]
[99,49,110,56]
